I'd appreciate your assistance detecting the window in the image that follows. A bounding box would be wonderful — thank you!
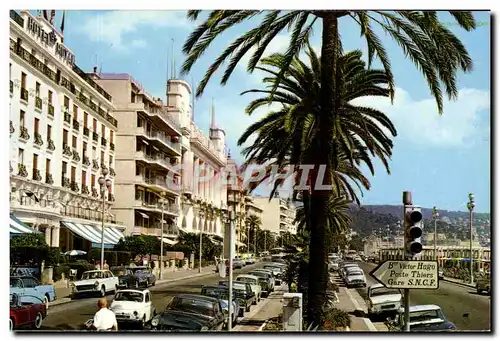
[92,146,96,158]
[131,92,136,103]
[83,142,87,157]
[110,130,114,144]
[48,90,53,104]
[82,170,87,185]
[19,110,25,127]
[72,136,77,148]
[93,118,97,131]
[137,117,143,128]
[63,129,68,145]
[109,155,113,166]
[35,82,40,97]
[136,165,142,176]
[21,72,26,88]
[46,159,51,173]
[73,104,78,120]
[34,118,39,134]
[9,63,12,80]
[64,96,69,108]
[101,125,105,137]
[62,161,67,175]
[84,112,88,127]
[71,166,76,182]
[18,148,24,164]
[101,151,105,163]
[47,125,52,141]
[91,174,96,187]
[33,154,38,170]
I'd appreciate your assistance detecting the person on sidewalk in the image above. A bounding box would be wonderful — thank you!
[103,260,110,270]
[91,298,118,331]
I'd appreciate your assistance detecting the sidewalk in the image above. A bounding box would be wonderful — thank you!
[233,284,288,331]
[50,265,217,308]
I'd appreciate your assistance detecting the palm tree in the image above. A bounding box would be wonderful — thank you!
[245,215,262,254]
[181,10,476,322]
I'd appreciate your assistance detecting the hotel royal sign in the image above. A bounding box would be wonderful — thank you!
[26,15,75,66]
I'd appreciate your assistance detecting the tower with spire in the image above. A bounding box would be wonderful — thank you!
[209,99,226,153]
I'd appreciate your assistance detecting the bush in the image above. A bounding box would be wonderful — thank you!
[87,249,132,266]
[66,261,95,279]
[320,309,351,331]
[53,264,70,281]
[46,247,62,267]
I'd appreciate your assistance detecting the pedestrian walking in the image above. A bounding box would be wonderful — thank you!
[91,298,118,331]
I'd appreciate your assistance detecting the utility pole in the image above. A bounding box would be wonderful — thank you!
[432,206,439,260]
[402,191,411,332]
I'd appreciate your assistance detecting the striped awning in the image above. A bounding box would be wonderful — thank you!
[10,215,40,234]
[61,221,125,245]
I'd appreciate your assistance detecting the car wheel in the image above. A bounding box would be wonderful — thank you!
[9,318,14,331]
[33,312,43,329]
[101,286,106,297]
[43,295,49,311]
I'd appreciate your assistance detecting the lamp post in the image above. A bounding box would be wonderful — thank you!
[159,192,166,280]
[432,206,439,260]
[227,208,236,331]
[199,208,205,273]
[467,193,475,285]
[246,222,250,253]
[98,169,112,270]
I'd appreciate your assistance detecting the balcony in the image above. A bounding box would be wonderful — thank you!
[110,142,115,151]
[83,126,90,137]
[101,137,107,147]
[19,126,30,141]
[10,80,13,94]
[47,139,55,151]
[32,169,42,181]
[20,88,28,102]
[45,172,54,185]
[72,120,80,131]
[48,104,54,117]
[34,132,43,146]
[92,131,99,142]
[134,200,180,215]
[135,151,181,175]
[10,39,58,86]
[136,174,180,196]
[10,121,14,134]
[136,127,181,156]
[35,97,42,110]
[189,123,225,166]
[64,112,71,124]
[62,143,72,157]
[132,102,181,134]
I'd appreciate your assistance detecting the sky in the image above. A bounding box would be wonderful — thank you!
[47,10,491,213]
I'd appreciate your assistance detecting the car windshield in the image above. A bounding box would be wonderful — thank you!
[114,292,144,302]
[82,271,103,280]
[237,277,256,285]
[170,298,215,317]
[134,268,149,275]
[409,309,444,323]
[10,278,22,287]
[203,288,229,299]
[370,288,400,297]
[348,271,363,276]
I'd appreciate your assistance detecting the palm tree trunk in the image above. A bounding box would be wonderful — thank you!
[307,14,340,324]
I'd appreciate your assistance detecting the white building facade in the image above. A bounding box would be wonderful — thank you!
[254,195,297,236]
[9,10,125,251]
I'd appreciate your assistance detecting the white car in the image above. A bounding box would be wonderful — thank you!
[110,289,156,326]
[253,269,276,290]
[344,268,366,288]
[328,258,341,272]
[367,284,402,316]
[263,265,283,285]
[340,264,360,279]
[71,270,119,297]
[236,275,262,303]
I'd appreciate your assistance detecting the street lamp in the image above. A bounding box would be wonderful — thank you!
[432,206,439,260]
[98,169,112,270]
[467,193,475,285]
[246,222,250,253]
[227,208,236,331]
[159,192,166,280]
[199,206,205,273]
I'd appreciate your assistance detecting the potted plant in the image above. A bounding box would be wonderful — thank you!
[320,308,351,331]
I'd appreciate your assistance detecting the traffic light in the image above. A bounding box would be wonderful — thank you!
[404,206,423,257]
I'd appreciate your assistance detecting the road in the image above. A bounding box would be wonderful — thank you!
[356,262,491,332]
[41,263,265,330]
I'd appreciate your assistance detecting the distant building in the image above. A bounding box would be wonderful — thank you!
[254,195,297,236]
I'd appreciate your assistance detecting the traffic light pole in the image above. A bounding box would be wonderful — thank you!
[403,191,412,332]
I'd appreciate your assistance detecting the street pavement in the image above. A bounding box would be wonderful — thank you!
[41,263,266,331]
[356,262,491,332]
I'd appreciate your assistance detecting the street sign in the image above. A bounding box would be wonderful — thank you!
[370,260,439,289]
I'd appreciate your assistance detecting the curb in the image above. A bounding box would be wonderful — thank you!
[258,322,267,331]
[442,278,476,289]
[343,288,378,332]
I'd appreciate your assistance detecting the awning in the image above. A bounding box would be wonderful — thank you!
[61,221,126,245]
[138,212,149,219]
[10,215,40,234]
[161,237,178,245]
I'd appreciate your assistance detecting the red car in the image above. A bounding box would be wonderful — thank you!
[10,293,46,330]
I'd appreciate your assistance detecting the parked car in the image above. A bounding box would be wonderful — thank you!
[200,285,240,322]
[217,280,255,308]
[340,263,360,279]
[153,294,226,330]
[10,293,46,330]
[263,264,284,285]
[367,284,402,316]
[253,269,276,289]
[10,276,56,310]
[109,289,156,327]
[476,273,490,295]
[117,266,156,289]
[328,258,341,272]
[245,257,256,265]
[233,258,245,269]
[387,305,456,332]
[70,270,119,297]
[248,271,273,296]
[235,275,261,304]
[271,257,286,264]
[344,268,367,288]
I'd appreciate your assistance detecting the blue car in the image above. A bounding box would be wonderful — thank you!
[10,276,56,310]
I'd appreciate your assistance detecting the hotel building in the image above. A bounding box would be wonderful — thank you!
[254,195,297,236]
[9,10,125,251]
